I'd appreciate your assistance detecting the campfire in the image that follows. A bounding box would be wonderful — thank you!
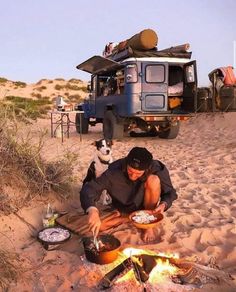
[95,247,233,291]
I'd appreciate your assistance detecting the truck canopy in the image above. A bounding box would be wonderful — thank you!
[76,55,123,74]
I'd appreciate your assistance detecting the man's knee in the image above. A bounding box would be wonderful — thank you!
[145,174,161,190]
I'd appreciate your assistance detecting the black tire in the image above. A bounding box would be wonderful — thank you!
[158,120,180,139]
[75,113,89,134]
[103,111,124,140]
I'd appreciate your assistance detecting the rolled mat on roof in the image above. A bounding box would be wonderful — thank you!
[127,29,158,50]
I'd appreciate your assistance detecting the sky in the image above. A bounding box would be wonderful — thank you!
[0,0,235,86]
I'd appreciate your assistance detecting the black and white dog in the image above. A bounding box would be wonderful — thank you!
[83,139,113,205]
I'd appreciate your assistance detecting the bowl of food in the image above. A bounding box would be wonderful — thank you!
[82,234,121,265]
[129,210,164,229]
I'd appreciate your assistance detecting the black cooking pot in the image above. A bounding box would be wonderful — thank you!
[82,234,121,265]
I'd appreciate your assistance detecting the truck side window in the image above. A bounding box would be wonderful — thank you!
[145,65,165,83]
[126,64,138,83]
[186,65,195,83]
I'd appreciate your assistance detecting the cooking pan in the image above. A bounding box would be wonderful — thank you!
[82,234,121,265]
[37,226,71,250]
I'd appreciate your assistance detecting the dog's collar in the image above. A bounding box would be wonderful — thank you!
[98,157,110,165]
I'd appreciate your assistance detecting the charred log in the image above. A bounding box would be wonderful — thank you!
[98,258,132,290]
[132,254,157,282]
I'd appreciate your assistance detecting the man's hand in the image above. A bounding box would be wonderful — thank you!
[154,202,167,214]
[87,208,101,237]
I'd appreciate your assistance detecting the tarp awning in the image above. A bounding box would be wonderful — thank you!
[76,55,122,74]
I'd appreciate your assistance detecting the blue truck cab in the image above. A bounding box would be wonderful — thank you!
[75,46,197,139]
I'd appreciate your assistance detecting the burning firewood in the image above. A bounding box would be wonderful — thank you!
[97,258,132,290]
[131,254,157,282]
[98,252,234,290]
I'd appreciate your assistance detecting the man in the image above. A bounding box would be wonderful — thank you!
[80,147,177,243]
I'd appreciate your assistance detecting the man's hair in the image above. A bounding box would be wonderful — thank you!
[126,147,153,170]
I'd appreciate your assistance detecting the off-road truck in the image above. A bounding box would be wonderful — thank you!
[75,29,198,139]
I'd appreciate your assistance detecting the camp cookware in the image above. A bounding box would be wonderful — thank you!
[37,226,71,250]
[82,234,121,265]
[129,210,164,229]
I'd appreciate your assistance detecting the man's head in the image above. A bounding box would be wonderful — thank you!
[126,147,153,181]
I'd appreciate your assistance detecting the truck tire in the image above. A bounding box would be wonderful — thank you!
[75,113,89,134]
[103,111,124,140]
[158,120,180,139]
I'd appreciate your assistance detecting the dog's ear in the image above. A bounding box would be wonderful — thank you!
[106,139,113,147]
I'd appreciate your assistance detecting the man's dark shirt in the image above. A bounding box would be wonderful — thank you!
[80,158,177,213]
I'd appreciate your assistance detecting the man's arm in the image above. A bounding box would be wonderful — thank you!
[155,161,178,211]
[160,190,177,211]
[80,171,112,237]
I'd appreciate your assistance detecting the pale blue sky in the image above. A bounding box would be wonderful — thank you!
[0,0,235,86]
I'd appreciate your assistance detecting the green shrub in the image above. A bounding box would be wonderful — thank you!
[36,78,47,85]
[0,128,77,202]
[55,84,64,90]
[68,94,82,102]
[13,81,27,88]
[3,95,52,121]
[31,92,42,99]
[68,78,83,83]
[55,78,65,81]
[0,77,8,83]
[35,86,47,91]
[65,83,80,90]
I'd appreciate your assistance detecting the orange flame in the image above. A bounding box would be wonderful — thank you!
[149,258,179,284]
[122,247,179,259]
[115,248,180,285]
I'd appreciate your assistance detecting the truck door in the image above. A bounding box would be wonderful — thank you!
[141,62,168,112]
[182,61,198,112]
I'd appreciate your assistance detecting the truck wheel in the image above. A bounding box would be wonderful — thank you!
[158,120,180,139]
[75,113,89,134]
[103,111,123,140]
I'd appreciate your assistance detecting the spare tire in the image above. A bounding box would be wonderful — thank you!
[158,120,180,139]
[75,113,89,134]
[103,111,123,140]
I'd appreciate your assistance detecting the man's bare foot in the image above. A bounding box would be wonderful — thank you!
[141,227,160,243]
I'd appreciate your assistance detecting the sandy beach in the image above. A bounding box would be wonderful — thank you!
[1,111,236,291]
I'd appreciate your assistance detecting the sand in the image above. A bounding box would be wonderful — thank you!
[1,111,236,291]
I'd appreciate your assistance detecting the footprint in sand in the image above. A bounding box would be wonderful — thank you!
[177,180,191,189]
[178,171,190,180]
[179,229,207,252]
